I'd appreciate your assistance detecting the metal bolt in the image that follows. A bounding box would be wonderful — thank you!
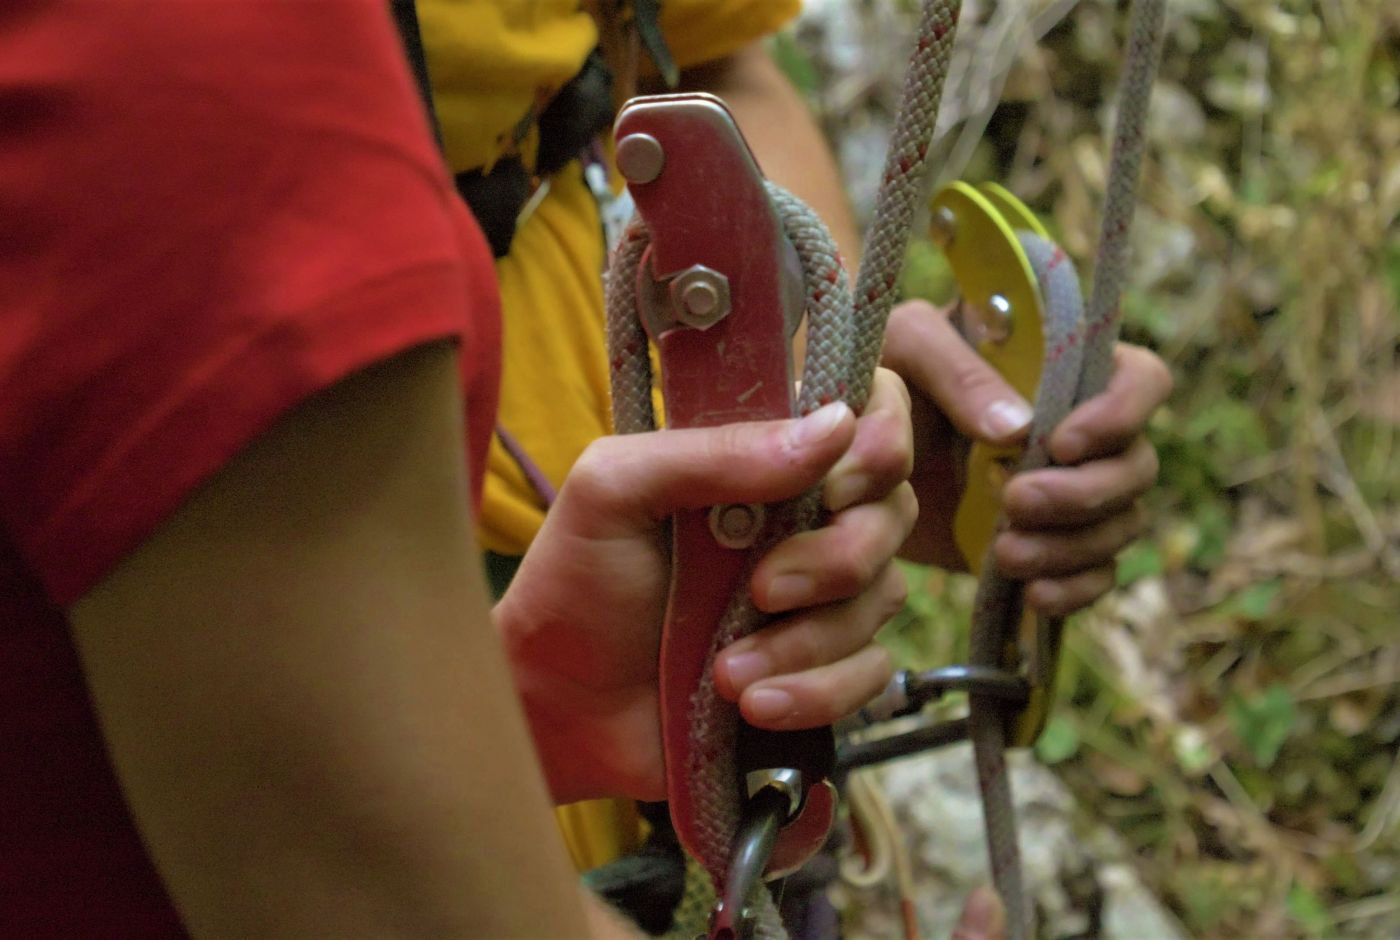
[615,133,665,184]
[985,293,1013,343]
[930,205,957,247]
[681,280,720,318]
[669,265,731,330]
[710,502,765,549]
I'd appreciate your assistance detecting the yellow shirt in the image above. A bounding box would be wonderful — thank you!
[419,0,800,871]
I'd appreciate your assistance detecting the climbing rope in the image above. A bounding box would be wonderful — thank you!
[604,0,1167,936]
[965,2,1166,936]
[607,180,857,939]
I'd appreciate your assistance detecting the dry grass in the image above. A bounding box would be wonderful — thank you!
[784,1,1400,935]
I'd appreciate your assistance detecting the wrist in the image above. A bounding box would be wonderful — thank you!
[493,591,602,805]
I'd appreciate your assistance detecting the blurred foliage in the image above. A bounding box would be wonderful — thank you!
[783,0,1400,935]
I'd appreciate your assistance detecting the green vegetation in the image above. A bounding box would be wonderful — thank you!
[786,1,1399,935]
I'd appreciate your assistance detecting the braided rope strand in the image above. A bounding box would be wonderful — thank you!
[605,218,656,436]
[967,234,1086,940]
[847,0,963,410]
[604,186,857,940]
[602,0,1165,934]
[966,4,1166,930]
[1080,0,1167,396]
[684,187,853,885]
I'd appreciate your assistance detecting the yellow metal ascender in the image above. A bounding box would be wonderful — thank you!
[929,181,1059,747]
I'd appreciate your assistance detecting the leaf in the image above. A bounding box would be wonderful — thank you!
[1182,398,1271,475]
[1116,541,1163,586]
[900,239,956,306]
[1385,240,1400,314]
[1173,725,1217,776]
[1035,714,1080,764]
[767,32,821,99]
[1218,579,1282,620]
[1191,500,1232,569]
[1285,882,1332,938]
[1229,684,1297,768]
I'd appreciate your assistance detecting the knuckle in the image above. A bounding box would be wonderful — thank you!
[949,354,1000,399]
[1127,501,1149,538]
[713,421,754,463]
[568,439,622,500]
[876,365,914,413]
[1141,348,1175,400]
[881,307,928,369]
[880,566,908,616]
[895,482,919,530]
[862,409,915,483]
[836,538,880,594]
[845,556,879,597]
[779,623,828,672]
[1137,438,1161,486]
[994,532,1037,575]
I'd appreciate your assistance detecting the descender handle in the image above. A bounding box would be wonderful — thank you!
[614,93,837,895]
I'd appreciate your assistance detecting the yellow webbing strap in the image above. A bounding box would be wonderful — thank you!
[556,798,646,872]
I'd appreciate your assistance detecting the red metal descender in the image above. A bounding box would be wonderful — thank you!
[611,94,839,938]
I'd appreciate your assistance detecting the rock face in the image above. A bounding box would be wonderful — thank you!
[833,745,1187,940]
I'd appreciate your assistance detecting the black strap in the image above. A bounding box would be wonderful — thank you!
[389,0,442,148]
[388,2,620,258]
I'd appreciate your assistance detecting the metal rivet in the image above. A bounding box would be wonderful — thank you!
[930,205,957,247]
[986,293,1013,343]
[616,133,665,184]
[710,503,765,549]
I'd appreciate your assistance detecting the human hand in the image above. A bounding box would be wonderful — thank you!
[950,886,1007,940]
[882,299,1172,616]
[495,370,916,804]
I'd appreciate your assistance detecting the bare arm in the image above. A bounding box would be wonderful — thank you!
[676,42,861,264]
[69,343,622,938]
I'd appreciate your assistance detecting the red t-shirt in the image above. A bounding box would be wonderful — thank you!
[0,2,501,933]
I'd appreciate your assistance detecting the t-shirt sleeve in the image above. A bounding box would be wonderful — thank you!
[0,0,500,607]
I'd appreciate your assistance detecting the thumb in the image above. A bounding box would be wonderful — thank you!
[572,402,857,525]
[950,885,1007,940]
[882,299,1033,446]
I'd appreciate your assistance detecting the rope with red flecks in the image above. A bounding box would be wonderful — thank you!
[603,0,1166,935]
[965,1,1166,937]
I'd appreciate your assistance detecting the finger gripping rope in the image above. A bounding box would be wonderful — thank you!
[606,181,860,939]
[606,1,966,934]
[603,0,1165,934]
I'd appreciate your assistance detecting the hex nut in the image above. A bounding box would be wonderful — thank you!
[669,265,731,330]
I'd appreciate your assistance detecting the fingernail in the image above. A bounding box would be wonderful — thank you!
[746,688,796,723]
[723,650,774,689]
[788,402,851,448]
[960,886,1006,938]
[982,398,1033,440]
[766,573,815,611]
[824,472,868,512]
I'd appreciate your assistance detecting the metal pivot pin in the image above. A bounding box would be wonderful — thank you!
[616,132,665,184]
[710,503,765,549]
